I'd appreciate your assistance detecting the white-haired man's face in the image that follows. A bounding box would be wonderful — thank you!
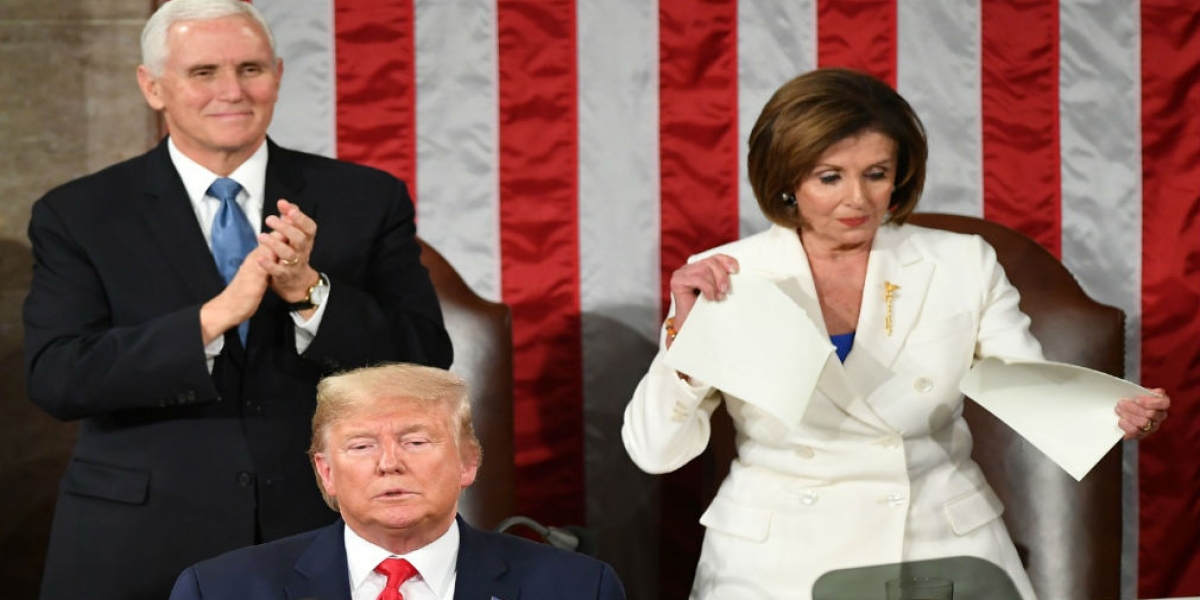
[137,14,280,169]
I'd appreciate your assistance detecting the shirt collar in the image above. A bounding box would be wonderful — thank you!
[167,136,268,210]
[344,519,460,598]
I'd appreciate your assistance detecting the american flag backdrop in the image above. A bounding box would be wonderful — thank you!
[248,0,1200,597]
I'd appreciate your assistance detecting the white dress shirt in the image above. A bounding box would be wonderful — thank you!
[345,521,460,600]
[167,138,329,369]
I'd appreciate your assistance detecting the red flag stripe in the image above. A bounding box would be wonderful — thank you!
[333,0,416,194]
[658,0,742,311]
[657,2,741,597]
[817,0,897,86]
[496,0,584,526]
[980,0,1061,256]
[1138,2,1200,596]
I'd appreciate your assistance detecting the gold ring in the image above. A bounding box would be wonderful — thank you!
[283,256,300,266]
[1142,421,1154,433]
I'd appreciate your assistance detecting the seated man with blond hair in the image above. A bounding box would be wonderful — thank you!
[169,363,625,600]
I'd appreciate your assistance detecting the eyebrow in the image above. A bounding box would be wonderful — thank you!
[340,423,431,440]
[184,60,270,72]
[813,158,896,170]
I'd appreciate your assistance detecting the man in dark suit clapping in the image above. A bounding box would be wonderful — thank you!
[22,1,451,598]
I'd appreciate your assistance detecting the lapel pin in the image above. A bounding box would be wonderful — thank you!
[884,281,900,336]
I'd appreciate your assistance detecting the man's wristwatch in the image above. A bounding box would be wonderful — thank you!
[284,273,329,311]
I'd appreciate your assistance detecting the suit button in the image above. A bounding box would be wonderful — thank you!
[913,378,934,393]
[800,491,819,505]
[237,472,254,488]
[886,492,906,507]
[794,446,815,458]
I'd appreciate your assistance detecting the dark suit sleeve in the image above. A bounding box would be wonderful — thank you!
[168,567,203,600]
[300,177,452,370]
[23,199,218,421]
[597,564,627,600]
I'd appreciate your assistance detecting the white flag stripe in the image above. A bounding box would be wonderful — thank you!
[578,1,664,590]
[415,0,502,301]
[897,0,984,217]
[1057,5,1143,596]
[1058,0,1142,381]
[260,0,336,158]
[577,0,661,338]
[735,0,816,238]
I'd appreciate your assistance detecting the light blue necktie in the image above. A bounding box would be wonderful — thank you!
[207,177,255,345]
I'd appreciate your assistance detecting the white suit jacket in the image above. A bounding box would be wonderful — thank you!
[622,223,1044,600]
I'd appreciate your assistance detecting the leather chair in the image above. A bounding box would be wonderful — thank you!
[0,238,513,598]
[908,213,1123,600]
[697,213,1124,600]
[416,238,515,530]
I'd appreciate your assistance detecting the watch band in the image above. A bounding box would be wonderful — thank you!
[284,273,328,311]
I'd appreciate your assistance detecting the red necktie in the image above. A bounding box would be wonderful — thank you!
[374,557,418,600]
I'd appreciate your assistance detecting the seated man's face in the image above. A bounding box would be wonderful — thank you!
[314,397,478,549]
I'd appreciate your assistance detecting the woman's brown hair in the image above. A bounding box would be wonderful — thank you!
[747,68,928,228]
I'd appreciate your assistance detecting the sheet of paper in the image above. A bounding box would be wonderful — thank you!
[663,272,835,426]
[959,357,1150,481]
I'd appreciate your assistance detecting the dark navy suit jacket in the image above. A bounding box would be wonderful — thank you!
[168,517,627,600]
[24,137,452,600]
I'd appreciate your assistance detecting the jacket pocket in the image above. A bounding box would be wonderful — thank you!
[61,459,150,505]
[942,485,1004,535]
[699,496,772,542]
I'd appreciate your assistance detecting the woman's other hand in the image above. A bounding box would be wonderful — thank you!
[1117,388,1170,440]
[667,254,739,342]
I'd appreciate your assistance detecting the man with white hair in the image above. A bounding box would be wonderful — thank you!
[169,363,625,600]
[22,1,451,598]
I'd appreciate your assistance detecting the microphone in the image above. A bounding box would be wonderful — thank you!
[495,516,597,556]
[548,524,597,557]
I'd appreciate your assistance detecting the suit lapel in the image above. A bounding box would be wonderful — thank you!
[850,226,933,368]
[453,516,520,600]
[843,226,934,409]
[263,140,316,227]
[247,140,313,353]
[740,226,875,429]
[140,139,226,302]
[285,521,352,600]
[751,226,827,334]
[752,225,936,432]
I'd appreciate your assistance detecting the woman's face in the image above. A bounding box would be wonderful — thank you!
[794,130,898,253]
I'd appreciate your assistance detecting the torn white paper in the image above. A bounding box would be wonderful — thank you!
[959,356,1149,481]
[664,272,835,426]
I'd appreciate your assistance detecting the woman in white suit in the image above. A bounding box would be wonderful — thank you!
[621,68,1170,600]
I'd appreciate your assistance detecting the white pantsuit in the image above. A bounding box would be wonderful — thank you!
[623,223,1043,600]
